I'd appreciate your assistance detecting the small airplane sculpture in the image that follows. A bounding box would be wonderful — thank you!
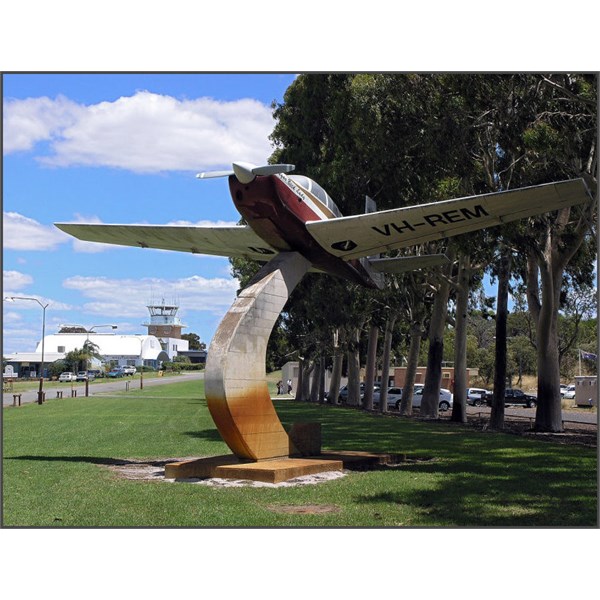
[55,162,591,287]
[55,163,592,469]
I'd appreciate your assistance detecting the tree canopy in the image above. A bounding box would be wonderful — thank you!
[230,73,597,430]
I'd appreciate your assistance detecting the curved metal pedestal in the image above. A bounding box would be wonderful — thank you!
[205,252,311,460]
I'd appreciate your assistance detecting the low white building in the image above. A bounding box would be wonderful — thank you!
[36,332,176,368]
[4,332,185,378]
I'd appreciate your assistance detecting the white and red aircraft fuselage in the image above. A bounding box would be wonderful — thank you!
[56,162,591,286]
[228,170,386,288]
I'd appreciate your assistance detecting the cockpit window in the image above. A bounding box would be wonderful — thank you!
[289,175,342,218]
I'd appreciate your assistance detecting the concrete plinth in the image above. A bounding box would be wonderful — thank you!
[164,455,343,484]
[164,450,404,484]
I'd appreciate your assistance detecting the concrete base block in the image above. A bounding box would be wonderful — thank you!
[164,454,343,484]
[288,422,322,456]
[164,450,404,483]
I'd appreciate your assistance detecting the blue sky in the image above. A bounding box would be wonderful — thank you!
[3,73,296,353]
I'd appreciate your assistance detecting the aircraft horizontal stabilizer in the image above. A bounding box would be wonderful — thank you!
[197,162,295,183]
[368,254,450,273]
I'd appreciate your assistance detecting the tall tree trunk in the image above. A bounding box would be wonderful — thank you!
[318,355,326,403]
[379,315,397,414]
[421,245,456,418]
[363,323,379,410]
[301,360,313,402]
[296,358,304,402]
[527,236,563,432]
[526,201,595,432]
[451,254,470,424]
[328,332,344,404]
[399,323,423,416]
[490,249,511,429]
[310,358,321,403]
[347,327,361,406]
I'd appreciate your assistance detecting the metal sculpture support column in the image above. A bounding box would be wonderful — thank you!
[205,252,311,461]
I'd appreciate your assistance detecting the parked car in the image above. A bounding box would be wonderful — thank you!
[563,384,576,400]
[338,383,379,402]
[121,365,137,375]
[107,368,125,378]
[76,371,88,381]
[412,386,453,411]
[372,386,405,409]
[467,387,489,406]
[86,371,96,381]
[560,384,569,397]
[88,369,103,379]
[372,384,453,411]
[58,372,76,382]
[486,388,537,408]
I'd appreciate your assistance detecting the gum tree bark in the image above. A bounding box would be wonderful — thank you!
[346,326,362,406]
[399,323,423,416]
[451,253,471,424]
[363,323,379,410]
[490,250,511,430]
[421,245,456,418]
[327,330,344,404]
[378,314,397,414]
[527,201,595,432]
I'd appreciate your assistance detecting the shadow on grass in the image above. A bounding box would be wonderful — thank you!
[275,401,598,526]
[6,455,136,466]
[181,429,223,441]
[6,455,188,467]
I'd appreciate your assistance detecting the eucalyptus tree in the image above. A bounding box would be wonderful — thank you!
[506,74,597,431]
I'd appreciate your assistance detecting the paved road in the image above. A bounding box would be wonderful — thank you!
[4,378,596,427]
[465,405,597,426]
[3,371,204,407]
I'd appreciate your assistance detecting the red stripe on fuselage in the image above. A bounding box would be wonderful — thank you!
[229,175,379,288]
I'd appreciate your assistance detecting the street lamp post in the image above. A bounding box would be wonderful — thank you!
[5,296,49,404]
[84,324,117,396]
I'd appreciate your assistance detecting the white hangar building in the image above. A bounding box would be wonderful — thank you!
[35,332,175,369]
[4,299,192,379]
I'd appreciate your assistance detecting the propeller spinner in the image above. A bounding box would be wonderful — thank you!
[197,162,295,183]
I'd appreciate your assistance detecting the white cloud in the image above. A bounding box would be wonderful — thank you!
[63,274,238,319]
[3,94,84,153]
[4,91,275,173]
[3,311,23,324]
[2,293,72,312]
[3,211,69,251]
[3,270,33,290]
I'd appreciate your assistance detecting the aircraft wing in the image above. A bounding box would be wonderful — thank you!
[54,223,279,261]
[305,179,591,261]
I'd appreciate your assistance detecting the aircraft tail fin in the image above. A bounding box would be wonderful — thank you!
[365,195,377,214]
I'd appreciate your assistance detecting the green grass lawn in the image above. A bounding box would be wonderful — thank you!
[2,378,597,527]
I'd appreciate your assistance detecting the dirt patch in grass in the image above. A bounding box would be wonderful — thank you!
[265,504,341,514]
[106,458,193,481]
[471,419,597,447]
[105,458,347,487]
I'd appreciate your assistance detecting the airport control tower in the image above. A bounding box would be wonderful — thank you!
[142,299,187,339]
